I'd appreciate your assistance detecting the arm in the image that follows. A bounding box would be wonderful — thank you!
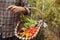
[7,0,31,15]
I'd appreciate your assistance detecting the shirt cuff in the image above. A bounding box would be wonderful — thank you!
[24,6,31,15]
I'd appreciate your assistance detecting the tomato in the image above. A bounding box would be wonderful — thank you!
[19,33,23,36]
[19,25,39,38]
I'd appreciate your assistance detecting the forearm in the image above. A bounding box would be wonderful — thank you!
[7,0,31,15]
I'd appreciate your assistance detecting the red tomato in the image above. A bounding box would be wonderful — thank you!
[19,33,23,36]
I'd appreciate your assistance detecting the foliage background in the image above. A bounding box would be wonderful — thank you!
[28,0,60,40]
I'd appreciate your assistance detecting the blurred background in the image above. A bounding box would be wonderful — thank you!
[28,0,60,40]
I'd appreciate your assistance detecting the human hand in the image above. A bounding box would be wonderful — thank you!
[7,5,26,14]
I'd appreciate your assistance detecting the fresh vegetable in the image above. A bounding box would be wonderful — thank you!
[19,15,38,38]
[23,18,37,29]
[19,26,39,38]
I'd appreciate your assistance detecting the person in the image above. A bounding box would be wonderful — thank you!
[0,0,31,40]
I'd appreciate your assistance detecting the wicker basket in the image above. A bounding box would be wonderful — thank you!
[14,20,43,40]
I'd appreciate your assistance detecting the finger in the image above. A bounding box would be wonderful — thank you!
[12,8,18,14]
[10,6,16,11]
[7,5,15,10]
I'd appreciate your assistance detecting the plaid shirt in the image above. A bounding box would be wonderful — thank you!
[0,0,30,38]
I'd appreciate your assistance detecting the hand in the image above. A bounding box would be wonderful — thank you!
[7,5,26,14]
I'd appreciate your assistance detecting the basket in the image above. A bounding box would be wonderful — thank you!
[14,7,44,40]
[15,20,43,40]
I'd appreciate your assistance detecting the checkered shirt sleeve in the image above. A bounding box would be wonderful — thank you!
[0,0,31,38]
